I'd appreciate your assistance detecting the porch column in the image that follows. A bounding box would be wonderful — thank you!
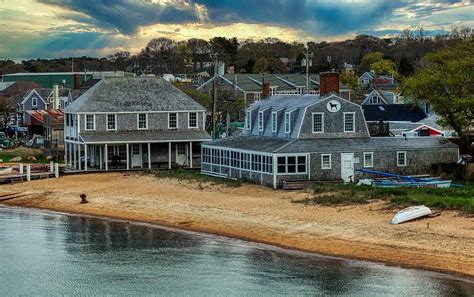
[189,142,193,168]
[84,144,88,171]
[126,143,130,170]
[99,145,103,170]
[73,143,77,170]
[147,143,151,169]
[105,144,108,171]
[168,142,171,169]
[78,144,82,171]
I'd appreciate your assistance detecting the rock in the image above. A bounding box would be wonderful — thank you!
[27,156,37,161]
[0,159,3,163]
[46,156,53,161]
[10,156,22,162]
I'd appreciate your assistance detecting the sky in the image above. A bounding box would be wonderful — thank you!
[0,0,473,60]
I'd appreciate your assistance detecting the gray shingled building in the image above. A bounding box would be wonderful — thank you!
[201,91,458,188]
[64,76,211,171]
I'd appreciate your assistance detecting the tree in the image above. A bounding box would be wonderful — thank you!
[370,59,398,76]
[402,40,474,151]
[359,51,384,73]
[340,73,358,93]
[252,58,287,74]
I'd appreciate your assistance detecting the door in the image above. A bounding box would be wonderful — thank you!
[131,144,142,168]
[176,143,187,166]
[340,153,354,183]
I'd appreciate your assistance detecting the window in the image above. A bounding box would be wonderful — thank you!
[285,112,291,133]
[369,95,380,104]
[344,112,355,133]
[321,154,331,169]
[277,155,306,174]
[137,113,148,130]
[168,113,177,129]
[107,114,117,131]
[189,112,197,128]
[246,111,251,130]
[312,113,324,133]
[32,97,38,107]
[397,151,407,167]
[258,111,264,131]
[271,112,277,132]
[85,114,95,131]
[363,152,373,168]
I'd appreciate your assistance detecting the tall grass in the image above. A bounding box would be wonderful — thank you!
[147,169,241,187]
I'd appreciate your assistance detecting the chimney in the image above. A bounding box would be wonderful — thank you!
[262,81,270,98]
[319,72,339,96]
[73,74,80,89]
[53,84,59,109]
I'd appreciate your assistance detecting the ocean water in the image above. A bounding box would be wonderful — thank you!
[0,206,472,296]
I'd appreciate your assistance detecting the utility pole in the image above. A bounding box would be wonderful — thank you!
[210,52,219,139]
[71,57,74,72]
[304,48,313,94]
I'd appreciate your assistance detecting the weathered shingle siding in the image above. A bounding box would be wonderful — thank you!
[299,97,369,139]
[23,92,47,110]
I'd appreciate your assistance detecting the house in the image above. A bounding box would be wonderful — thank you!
[358,71,375,89]
[343,63,355,75]
[201,73,458,188]
[361,89,400,105]
[63,76,212,171]
[197,73,353,104]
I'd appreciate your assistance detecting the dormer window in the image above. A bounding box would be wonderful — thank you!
[168,113,178,129]
[246,111,251,130]
[32,97,38,107]
[271,112,277,132]
[258,111,264,131]
[285,112,291,133]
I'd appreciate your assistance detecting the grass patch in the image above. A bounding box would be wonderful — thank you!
[295,183,474,213]
[147,169,241,187]
[0,147,56,163]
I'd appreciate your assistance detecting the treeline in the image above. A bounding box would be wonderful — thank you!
[1,26,472,77]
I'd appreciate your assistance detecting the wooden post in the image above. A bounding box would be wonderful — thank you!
[105,144,108,171]
[189,142,193,168]
[99,145,103,170]
[54,163,59,178]
[148,143,151,169]
[73,144,77,169]
[168,142,172,169]
[84,144,88,171]
[126,143,130,170]
[78,144,82,171]
[26,165,31,182]
[50,161,54,172]
[19,163,24,174]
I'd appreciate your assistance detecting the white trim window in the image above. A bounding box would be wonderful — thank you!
[85,114,95,131]
[107,114,117,131]
[137,113,148,130]
[397,151,407,167]
[312,112,324,133]
[321,154,331,170]
[32,97,38,107]
[246,111,251,130]
[369,95,380,104]
[188,112,198,128]
[168,112,178,129]
[363,152,373,168]
[258,111,264,131]
[284,112,291,133]
[271,112,277,132]
[344,112,355,133]
[276,155,307,174]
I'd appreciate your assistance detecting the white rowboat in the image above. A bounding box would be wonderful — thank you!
[391,205,432,225]
[0,167,12,175]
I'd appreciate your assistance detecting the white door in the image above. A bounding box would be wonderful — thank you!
[131,144,142,168]
[340,153,354,182]
[176,143,187,166]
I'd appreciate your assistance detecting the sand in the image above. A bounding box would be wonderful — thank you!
[1,172,473,278]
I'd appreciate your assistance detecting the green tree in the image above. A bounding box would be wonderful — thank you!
[402,40,474,151]
[359,51,384,73]
[370,59,398,76]
[340,72,358,93]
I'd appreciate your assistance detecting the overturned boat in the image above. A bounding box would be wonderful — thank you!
[392,205,432,224]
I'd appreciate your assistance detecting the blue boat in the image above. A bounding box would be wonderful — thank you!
[356,169,452,188]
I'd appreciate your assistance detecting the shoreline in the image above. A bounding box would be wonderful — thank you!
[1,173,473,278]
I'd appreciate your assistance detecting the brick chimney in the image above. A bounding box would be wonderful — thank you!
[262,81,270,98]
[73,74,80,89]
[319,72,339,96]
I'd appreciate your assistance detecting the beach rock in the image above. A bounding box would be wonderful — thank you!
[27,156,37,161]
[46,156,53,161]
[10,156,22,162]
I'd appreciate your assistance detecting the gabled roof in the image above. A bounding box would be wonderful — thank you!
[65,77,206,113]
[0,82,14,91]
[363,104,426,122]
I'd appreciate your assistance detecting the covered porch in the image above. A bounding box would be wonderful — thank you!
[65,141,203,171]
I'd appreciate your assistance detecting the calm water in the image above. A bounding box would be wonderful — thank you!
[0,206,473,296]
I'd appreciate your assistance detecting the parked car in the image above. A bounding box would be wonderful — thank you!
[3,125,27,138]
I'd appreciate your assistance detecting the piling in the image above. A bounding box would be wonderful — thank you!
[26,165,31,182]
[54,163,59,178]
[50,161,54,173]
[19,163,24,174]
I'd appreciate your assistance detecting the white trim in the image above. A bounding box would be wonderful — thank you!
[188,112,198,128]
[284,112,291,133]
[20,89,48,105]
[84,114,96,131]
[343,112,356,133]
[271,111,277,132]
[397,151,407,167]
[363,152,374,168]
[82,138,212,145]
[32,97,38,107]
[106,113,117,131]
[168,112,178,129]
[274,154,308,175]
[258,111,264,131]
[311,112,324,133]
[137,113,148,130]
[74,110,206,115]
[321,154,332,170]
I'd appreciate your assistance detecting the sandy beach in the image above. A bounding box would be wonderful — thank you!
[0,172,473,278]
